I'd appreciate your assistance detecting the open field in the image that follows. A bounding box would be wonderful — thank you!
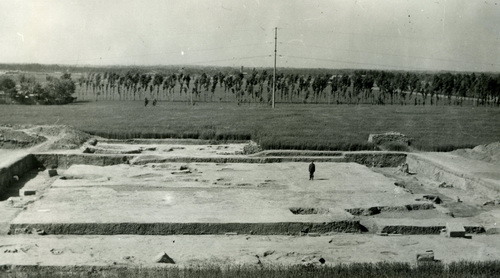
[1,101,499,151]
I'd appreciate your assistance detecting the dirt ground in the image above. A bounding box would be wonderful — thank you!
[14,162,434,224]
[2,234,500,267]
[1,126,499,268]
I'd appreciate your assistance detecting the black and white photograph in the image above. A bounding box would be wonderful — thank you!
[1,0,499,277]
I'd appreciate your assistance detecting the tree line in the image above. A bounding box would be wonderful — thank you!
[0,73,76,105]
[77,69,500,106]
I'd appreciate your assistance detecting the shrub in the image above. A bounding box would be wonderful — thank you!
[0,77,16,91]
[36,75,76,104]
[9,74,76,105]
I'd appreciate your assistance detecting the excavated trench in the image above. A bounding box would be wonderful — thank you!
[2,140,491,237]
[0,154,37,195]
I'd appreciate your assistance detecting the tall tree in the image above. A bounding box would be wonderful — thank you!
[153,74,164,100]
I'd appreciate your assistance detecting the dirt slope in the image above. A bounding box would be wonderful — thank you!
[452,142,500,166]
[0,125,92,151]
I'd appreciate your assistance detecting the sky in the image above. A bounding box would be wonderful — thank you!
[0,0,499,72]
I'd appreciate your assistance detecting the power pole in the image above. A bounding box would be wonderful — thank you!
[272,27,277,108]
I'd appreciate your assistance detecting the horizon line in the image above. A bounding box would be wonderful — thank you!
[0,62,499,75]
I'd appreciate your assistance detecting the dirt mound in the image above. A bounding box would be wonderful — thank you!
[24,125,92,150]
[451,142,500,166]
[0,127,47,149]
[368,132,412,146]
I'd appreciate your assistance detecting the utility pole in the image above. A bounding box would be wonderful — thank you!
[272,27,277,108]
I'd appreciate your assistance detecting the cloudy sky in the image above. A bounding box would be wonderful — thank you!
[0,0,499,71]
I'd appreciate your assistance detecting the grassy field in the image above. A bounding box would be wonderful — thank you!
[1,101,499,151]
[3,261,500,278]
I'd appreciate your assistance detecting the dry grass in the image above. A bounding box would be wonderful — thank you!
[2,261,500,278]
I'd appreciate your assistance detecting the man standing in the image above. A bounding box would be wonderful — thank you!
[309,161,315,180]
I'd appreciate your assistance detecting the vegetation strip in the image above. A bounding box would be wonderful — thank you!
[2,102,497,152]
[2,261,500,278]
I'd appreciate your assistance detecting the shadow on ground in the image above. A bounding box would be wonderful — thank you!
[0,170,39,201]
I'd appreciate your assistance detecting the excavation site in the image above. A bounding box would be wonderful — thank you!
[1,125,499,270]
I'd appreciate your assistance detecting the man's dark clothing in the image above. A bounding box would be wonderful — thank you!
[309,162,315,180]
